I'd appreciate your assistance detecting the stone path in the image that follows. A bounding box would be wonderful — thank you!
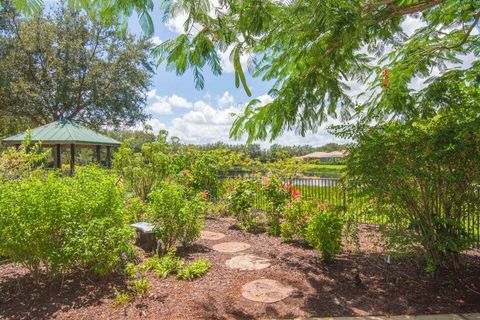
[241,279,295,303]
[202,230,480,314]
[212,241,251,253]
[200,230,226,240]
[225,254,271,270]
[203,230,296,303]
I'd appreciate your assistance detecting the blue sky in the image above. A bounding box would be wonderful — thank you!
[126,7,477,147]
[127,9,348,147]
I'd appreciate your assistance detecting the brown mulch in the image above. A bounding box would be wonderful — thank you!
[0,218,479,319]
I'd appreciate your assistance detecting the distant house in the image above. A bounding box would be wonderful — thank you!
[297,150,346,162]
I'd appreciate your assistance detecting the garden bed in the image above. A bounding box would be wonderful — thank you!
[0,218,479,319]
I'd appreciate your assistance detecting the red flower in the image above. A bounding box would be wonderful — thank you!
[200,191,208,200]
[283,183,301,199]
[262,178,271,186]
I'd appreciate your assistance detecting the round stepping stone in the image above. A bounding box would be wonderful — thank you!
[200,230,226,241]
[212,242,251,253]
[225,254,271,271]
[241,279,295,303]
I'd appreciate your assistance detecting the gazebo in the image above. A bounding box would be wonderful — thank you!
[1,120,121,175]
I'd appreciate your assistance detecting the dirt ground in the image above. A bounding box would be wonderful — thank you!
[1,218,479,319]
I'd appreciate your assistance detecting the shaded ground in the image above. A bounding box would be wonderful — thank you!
[0,218,479,319]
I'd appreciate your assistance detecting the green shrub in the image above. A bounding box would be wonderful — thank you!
[227,179,259,231]
[305,209,344,263]
[144,249,182,278]
[0,166,135,277]
[177,258,211,280]
[147,181,205,252]
[262,176,291,236]
[112,291,134,306]
[280,198,316,241]
[129,278,149,296]
[204,200,229,219]
[338,98,480,269]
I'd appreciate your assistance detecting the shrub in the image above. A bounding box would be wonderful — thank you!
[129,278,149,296]
[112,291,134,306]
[227,179,260,231]
[177,258,211,280]
[0,166,135,278]
[204,200,229,219]
[337,98,480,269]
[144,249,182,278]
[305,208,344,263]
[190,152,222,199]
[280,198,317,241]
[147,181,205,252]
[262,176,291,235]
[0,134,48,180]
[113,141,173,200]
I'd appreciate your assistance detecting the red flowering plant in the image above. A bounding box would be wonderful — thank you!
[283,183,301,199]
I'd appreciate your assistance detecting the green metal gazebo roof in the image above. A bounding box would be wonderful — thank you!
[2,120,121,146]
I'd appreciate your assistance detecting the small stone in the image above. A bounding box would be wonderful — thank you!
[241,279,295,303]
[200,230,226,241]
[225,254,271,271]
[212,242,251,253]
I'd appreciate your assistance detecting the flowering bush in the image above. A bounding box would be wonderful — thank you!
[147,181,205,252]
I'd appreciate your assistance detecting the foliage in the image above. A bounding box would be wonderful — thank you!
[280,199,317,242]
[114,140,173,200]
[189,151,223,199]
[145,0,479,142]
[0,166,135,277]
[204,200,229,219]
[336,78,480,269]
[227,178,260,231]
[305,209,344,263]
[147,181,205,252]
[261,176,291,235]
[0,134,49,180]
[144,249,182,278]
[112,291,134,306]
[0,3,154,133]
[176,258,211,280]
[129,278,149,296]
[124,194,145,222]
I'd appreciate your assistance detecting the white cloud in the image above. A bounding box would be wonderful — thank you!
[150,36,163,46]
[149,100,173,114]
[146,91,193,115]
[168,94,193,109]
[401,15,426,36]
[144,93,347,146]
[165,12,189,34]
[146,89,157,100]
[135,118,166,133]
[217,91,235,106]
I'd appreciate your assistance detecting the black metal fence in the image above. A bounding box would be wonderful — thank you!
[221,176,480,249]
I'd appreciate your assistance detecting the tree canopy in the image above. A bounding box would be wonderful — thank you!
[0,2,155,135]
[4,0,479,142]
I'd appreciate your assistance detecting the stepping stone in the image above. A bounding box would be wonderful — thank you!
[212,242,251,253]
[241,279,295,303]
[200,230,226,241]
[225,254,271,271]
